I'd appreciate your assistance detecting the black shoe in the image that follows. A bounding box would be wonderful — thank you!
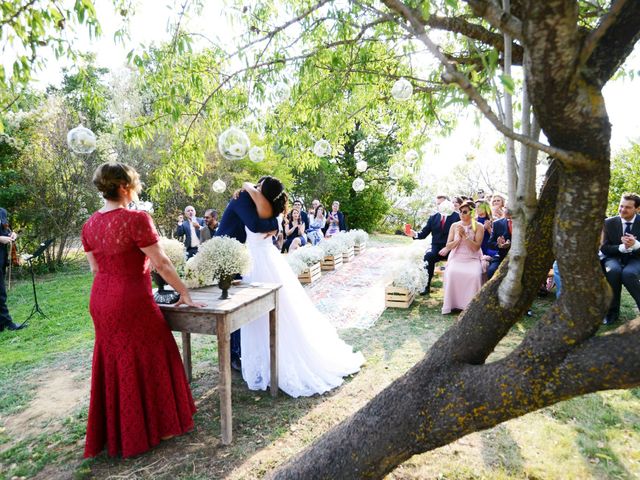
[419,286,431,296]
[602,313,619,326]
[2,321,26,331]
[231,357,242,371]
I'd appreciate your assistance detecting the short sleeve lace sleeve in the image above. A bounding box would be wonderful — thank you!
[81,221,93,252]
[131,211,160,249]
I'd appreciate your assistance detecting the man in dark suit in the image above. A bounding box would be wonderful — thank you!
[600,193,640,325]
[175,205,204,258]
[406,197,460,294]
[0,208,25,332]
[215,186,280,370]
[487,209,513,280]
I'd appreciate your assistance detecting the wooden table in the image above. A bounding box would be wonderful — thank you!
[158,283,281,445]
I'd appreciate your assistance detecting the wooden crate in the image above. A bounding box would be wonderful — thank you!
[342,246,355,263]
[321,254,343,271]
[298,262,322,284]
[354,243,366,255]
[385,283,415,309]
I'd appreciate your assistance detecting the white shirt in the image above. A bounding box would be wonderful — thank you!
[618,215,640,253]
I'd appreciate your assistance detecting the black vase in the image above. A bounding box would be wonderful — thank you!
[218,274,233,300]
[151,271,180,304]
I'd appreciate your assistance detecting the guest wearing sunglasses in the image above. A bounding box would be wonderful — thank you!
[439,200,484,314]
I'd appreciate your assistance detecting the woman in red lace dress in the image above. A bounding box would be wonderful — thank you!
[81,163,204,458]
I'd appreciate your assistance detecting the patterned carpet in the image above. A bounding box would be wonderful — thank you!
[304,244,408,330]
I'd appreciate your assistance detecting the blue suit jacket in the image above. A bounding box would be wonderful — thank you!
[415,212,460,249]
[215,191,279,243]
[175,216,204,248]
[488,217,512,259]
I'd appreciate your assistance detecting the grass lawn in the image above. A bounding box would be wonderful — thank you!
[0,242,639,479]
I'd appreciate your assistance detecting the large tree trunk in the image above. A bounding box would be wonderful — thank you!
[270,1,640,478]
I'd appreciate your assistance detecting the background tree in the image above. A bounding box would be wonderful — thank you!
[608,141,640,215]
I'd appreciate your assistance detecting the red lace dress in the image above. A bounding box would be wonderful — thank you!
[81,208,196,458]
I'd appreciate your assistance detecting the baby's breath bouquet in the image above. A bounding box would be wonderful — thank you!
[156,237,186,273]
[348,229,369,245]
[184,236,251,299]
[291,245,325,266]
[391,261,428,295]
[286,255,308,276]
[332,231,355,250]
[320,237,343,257]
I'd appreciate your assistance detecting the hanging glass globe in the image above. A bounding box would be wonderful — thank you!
[391,77,413,101]
[212,178,227,193]
[356,160,368,172]
[389,163,405,180]
[313,139,331,157]
[248,146,265,163]
[352,177,365,192]
[218,127,250,160]
[405,149,419,163]
[274,83,291,103]
[67,124,97,154]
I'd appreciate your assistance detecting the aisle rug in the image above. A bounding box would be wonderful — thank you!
[304,245,407,330]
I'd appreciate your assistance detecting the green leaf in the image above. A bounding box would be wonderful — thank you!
[499,74,515,95]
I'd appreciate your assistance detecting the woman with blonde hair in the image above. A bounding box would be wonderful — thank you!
[81,162,204,458]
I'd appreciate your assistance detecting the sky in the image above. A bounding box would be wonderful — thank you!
[24,0,640,188]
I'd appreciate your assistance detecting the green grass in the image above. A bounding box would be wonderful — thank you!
[1,251,639,479]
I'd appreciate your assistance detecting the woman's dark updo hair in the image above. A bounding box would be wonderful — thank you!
[93,162,142,200]
[260,176,288,216]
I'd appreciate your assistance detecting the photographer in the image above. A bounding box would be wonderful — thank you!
[0,208,25,332]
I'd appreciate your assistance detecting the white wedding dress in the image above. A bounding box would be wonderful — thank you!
[241,227,364,397]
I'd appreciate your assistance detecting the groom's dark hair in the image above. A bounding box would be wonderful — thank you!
[260,176,288,216]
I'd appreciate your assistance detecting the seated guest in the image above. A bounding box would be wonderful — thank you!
[440,200,484,314]
[199,209,218,243]
[600,193,640,325]
[486,208,513,279]
[282,208,307,252]
[176,205,204,258]
[292,199,309,230]
[307,204,326,245]
[310,198,324,217]
[475,201,495,256]
[490,193,506,220]
[325,201,346,238]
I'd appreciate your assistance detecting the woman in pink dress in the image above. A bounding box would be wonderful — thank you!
[439,200,484,314]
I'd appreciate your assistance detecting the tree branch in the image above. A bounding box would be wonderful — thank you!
[582,0,640,87]
[379,0,592,169]
[463,0,524,40]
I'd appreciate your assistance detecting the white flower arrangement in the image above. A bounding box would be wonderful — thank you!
[332,231,355,250]
[348,229,369,245]
[391,261,428,295]
[183,236,251,288]
[286,255,308,276]
[320,237,344,257]
[289,245,325,266]
[155,237,186,274]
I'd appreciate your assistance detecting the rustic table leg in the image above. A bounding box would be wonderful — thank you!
[216,318,232,444]
[269,291,279,398]
[181,332,192,382]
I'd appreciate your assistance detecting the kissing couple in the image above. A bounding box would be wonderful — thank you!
[215,176,364,397]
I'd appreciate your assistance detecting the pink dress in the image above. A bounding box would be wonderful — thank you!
[442,223,483,314]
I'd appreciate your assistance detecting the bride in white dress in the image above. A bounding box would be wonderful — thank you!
[239,177,364,397]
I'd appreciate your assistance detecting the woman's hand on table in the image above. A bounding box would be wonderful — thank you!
[173,292,207,308]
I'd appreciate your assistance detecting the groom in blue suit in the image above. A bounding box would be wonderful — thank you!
[215,186,279,370]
